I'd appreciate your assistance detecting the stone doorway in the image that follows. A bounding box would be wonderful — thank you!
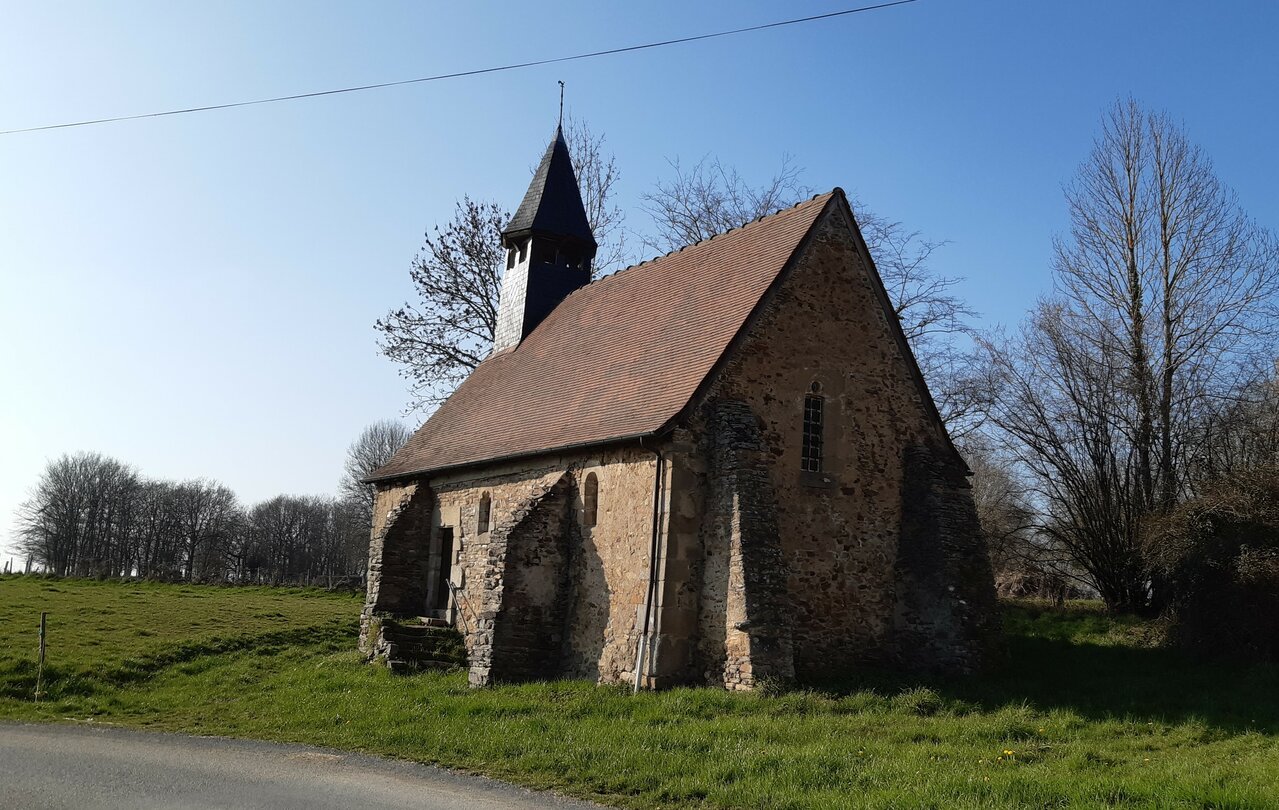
[429,527,454,615]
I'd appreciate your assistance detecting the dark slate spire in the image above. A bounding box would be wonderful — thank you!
[492,125,599,353]
[502,126,597,248]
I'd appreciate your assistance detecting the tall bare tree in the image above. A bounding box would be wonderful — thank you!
[1055,98,1279,508]
[983,98,1279,611]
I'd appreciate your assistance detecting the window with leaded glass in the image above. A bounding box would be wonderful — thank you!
[802,394,824,472]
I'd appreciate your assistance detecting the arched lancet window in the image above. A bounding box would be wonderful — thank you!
[802,382,824,472]
[477,492,491,534]
[583,473,599,528]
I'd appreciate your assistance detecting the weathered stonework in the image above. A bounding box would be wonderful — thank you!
[682,203,998,680]
[694,401,795,689]
[893,444,999,673]
[359,481,433,656]
[362,448,666,687]
[361,198,997,689]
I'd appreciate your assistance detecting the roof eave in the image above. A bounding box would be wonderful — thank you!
[362,429,669,486]
[501,226,598,250]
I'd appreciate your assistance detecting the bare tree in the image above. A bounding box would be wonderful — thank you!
[172,479,239,581]
[339,419,412,527]
[981,308,1150,610]
[639,155,809,252]
[377,121,622,411]
[563,114,626,272]
[16,452,140,577]
[375,197,506,409]
[960,434,1036,578]
[13,448,379,585]
[1055,98,1279,510]
[1192,362,1279,481]
[131,481,184,578]
[982,98,1279,611]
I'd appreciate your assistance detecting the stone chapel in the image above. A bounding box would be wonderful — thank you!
[360,126,997,689]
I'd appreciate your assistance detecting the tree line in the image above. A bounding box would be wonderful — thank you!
[377,99,1279,625]
[14,421,410,585]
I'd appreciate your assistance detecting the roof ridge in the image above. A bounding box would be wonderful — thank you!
[570,189,837,295]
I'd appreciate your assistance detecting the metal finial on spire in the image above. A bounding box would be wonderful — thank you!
[558,81,565,128]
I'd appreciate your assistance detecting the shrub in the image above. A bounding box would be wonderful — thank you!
[1144,467,1279,661]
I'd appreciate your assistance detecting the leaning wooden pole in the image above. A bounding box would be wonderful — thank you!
[35,611,47,702]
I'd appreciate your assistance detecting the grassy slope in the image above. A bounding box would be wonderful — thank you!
[2,577,1277,809]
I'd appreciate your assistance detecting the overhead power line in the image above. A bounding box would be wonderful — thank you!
[1,1,918,137]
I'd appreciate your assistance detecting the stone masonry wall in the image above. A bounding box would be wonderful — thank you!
[479,473,572,684]
[695,401,795,689]
[360,481,434,656]
[893,444,999,673]
[426,445,662,686]
[693,202,995,679]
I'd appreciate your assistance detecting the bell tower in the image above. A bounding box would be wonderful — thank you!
[492,126,597,353]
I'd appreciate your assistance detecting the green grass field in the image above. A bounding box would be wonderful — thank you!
[2,575,1277,809]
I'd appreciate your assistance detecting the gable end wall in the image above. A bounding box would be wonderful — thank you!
[688,203,995,678]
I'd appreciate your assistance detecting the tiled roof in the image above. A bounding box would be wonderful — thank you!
[502,126,596,247]
[370,191,838,481]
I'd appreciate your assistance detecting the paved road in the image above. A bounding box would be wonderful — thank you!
[0,723,603,809]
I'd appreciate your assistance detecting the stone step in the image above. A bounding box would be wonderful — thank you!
[376,619,468,673]
[387,658,463,672]
[388,624,452,636]
[389,646,465,660]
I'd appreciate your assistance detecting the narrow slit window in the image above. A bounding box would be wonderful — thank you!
[802,394,824,472]
[477,492,491,534]
[583,473,599,527]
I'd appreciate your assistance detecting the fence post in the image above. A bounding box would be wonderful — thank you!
[35,612,47,702]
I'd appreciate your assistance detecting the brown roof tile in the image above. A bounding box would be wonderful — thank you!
[371,192,836,481]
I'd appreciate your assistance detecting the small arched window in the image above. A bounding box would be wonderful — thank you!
[477,492,491,534]
[583,473,599,528]
[802,384,824,473]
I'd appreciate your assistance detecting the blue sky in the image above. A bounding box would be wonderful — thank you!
[2,1,1277,563]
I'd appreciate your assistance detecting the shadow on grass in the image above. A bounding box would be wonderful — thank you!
[811,602,1279,734]
[0,619,357,701]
